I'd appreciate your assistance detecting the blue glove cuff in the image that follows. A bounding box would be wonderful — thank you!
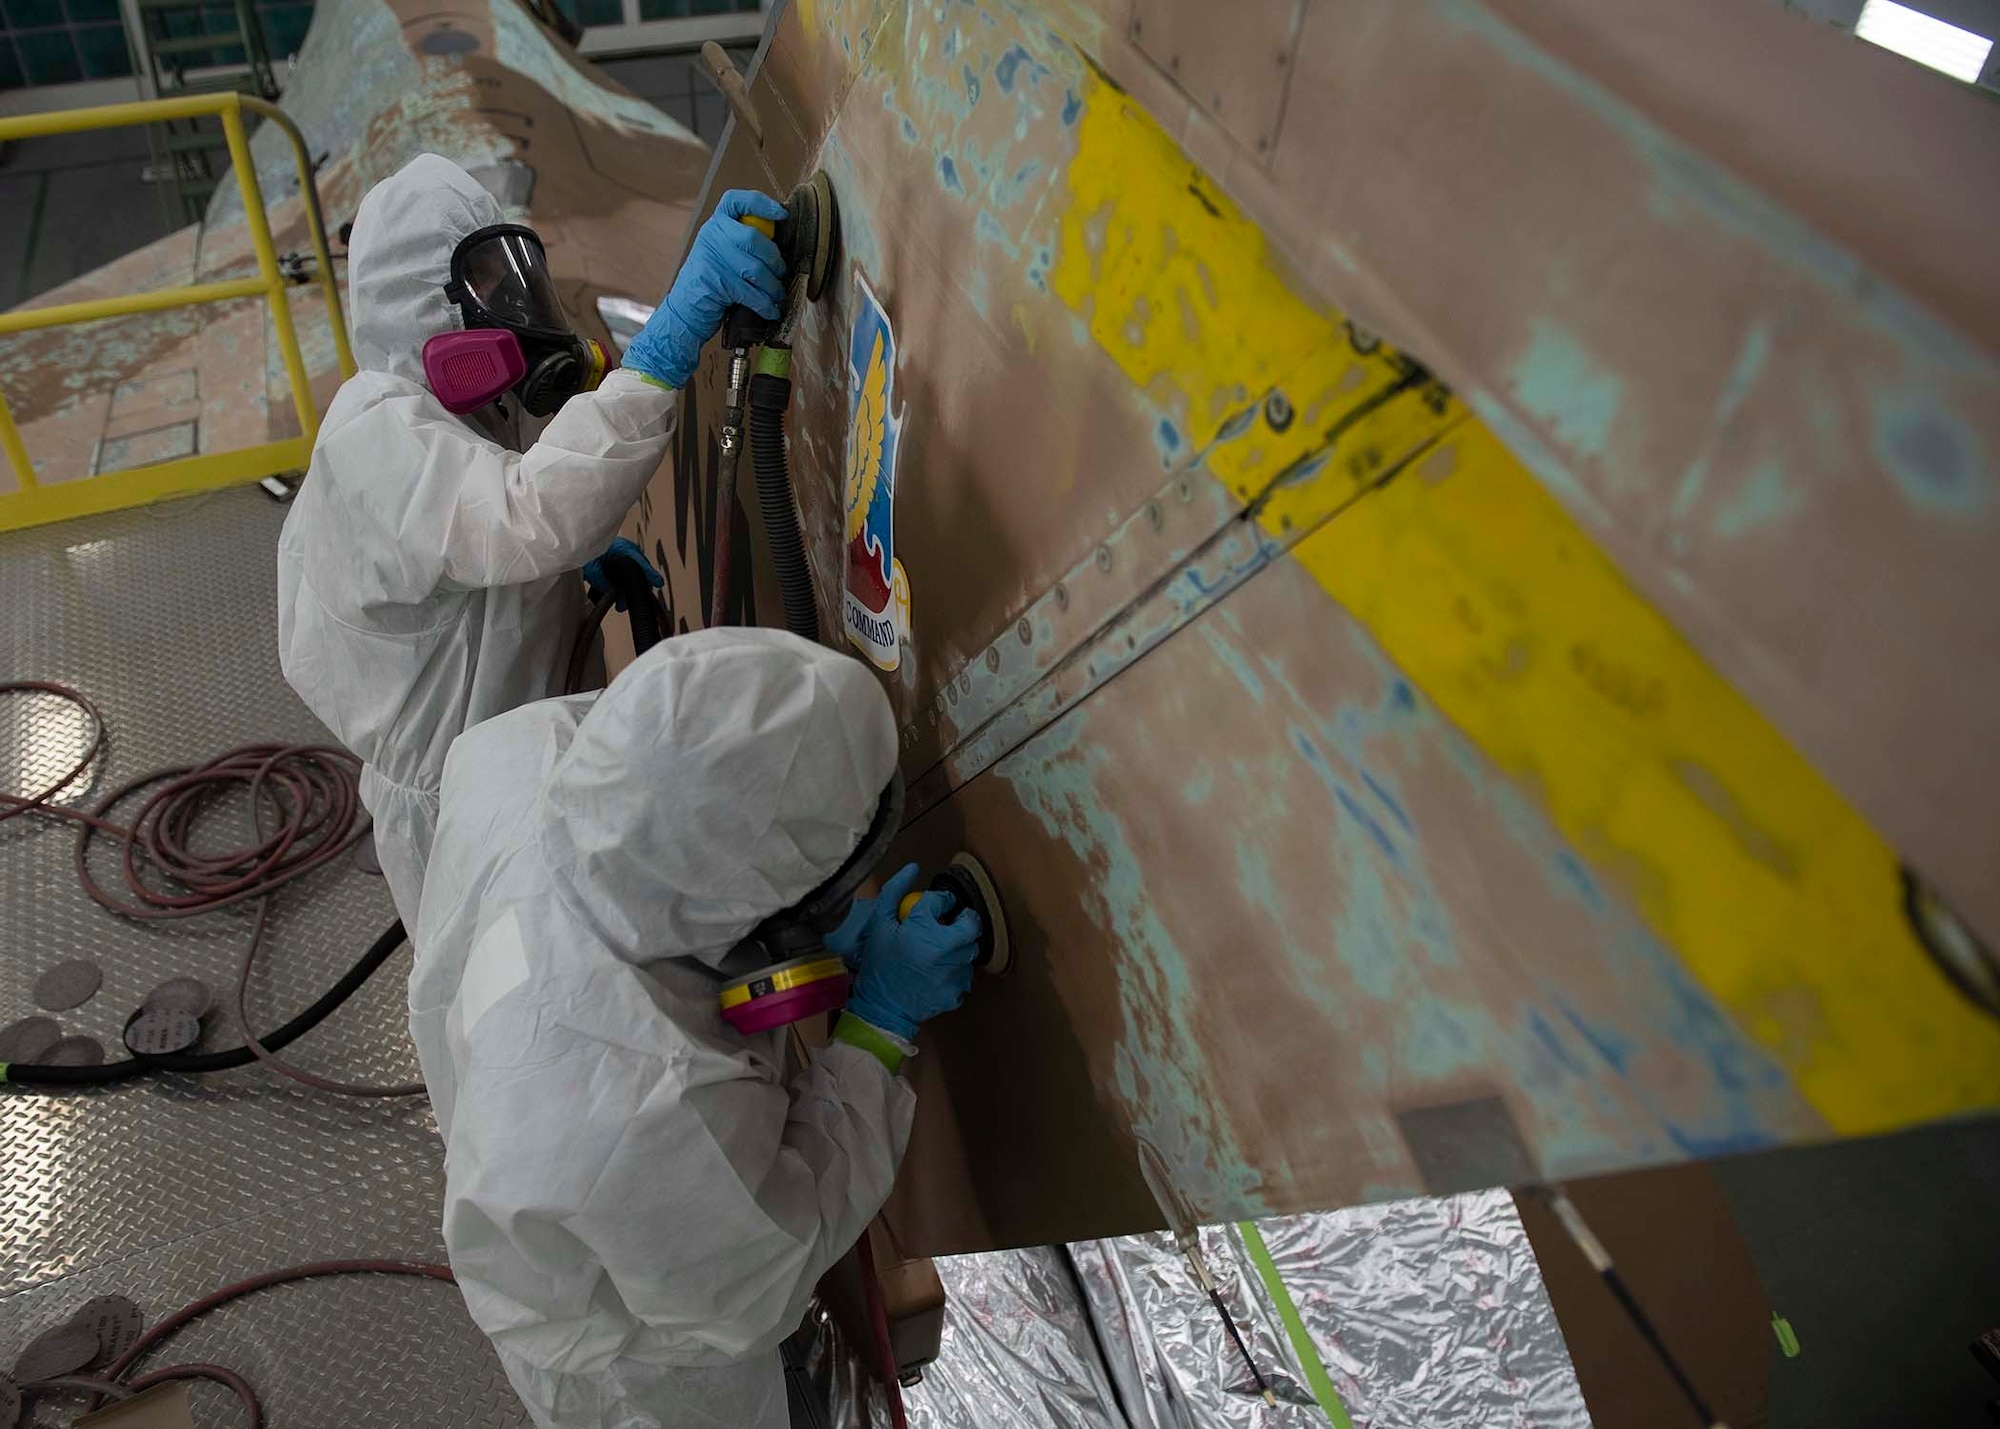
[623,305,703,391]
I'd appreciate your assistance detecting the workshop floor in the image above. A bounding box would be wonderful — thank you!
[0,488,529,1427]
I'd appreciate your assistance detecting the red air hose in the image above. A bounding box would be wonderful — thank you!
[1,681,417,1097]
[83,1259,456,1418]
[856,1230,909,1429]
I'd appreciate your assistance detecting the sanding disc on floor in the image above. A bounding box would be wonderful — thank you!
[142,977,214,1019]
[38,1036,105,1067]
[11,1319,98,1384]
[68,1295,144,1367]
[0,1017,61,1064]
[34,959,102,1012]
[123,1008,201,1057]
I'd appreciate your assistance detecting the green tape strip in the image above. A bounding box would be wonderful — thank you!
[1772,1313,1800,1358]
[1237,1221,1353,1429]
[755,345,793,379]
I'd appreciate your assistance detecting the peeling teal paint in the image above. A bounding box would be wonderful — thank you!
[1509,320,1623,465]
[997,714,1273,1215]
[1238,609,1806,1171]
[1715,458,1800,539]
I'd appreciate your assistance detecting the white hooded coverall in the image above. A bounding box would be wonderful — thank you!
[277,153,677,929]
[408,628,915,1429]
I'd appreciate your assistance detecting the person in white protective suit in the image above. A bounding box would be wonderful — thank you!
[277,151,790,929]
[409,627,984,1429]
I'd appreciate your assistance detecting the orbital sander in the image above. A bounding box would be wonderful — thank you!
[717,787,1013,1039]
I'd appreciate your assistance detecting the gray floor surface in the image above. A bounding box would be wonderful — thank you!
[1,487,530,1427]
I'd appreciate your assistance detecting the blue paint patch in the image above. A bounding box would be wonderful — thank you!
[1529,1011,1589,1078]
[901,115,917,142]
[1509,320,1623,463]
[1156,418,1181,454]
[1714,458,1799,539]
[1334,787,1400,863]
[963,64,982,105]
[1554,849,1605,912]
[1871,389,1989,515]
[1663,1123,1775,1158]
[937,154,964,194]
[995,43,1031,90]
[1391,680,1417,713]
[1360,769,1413,834]
[1559,1001,1635,1074]
[975,210,1010,253]
[1061,88,1082,125]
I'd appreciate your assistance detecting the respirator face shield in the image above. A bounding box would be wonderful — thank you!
[423,224,611,417]
[714,771,906,1036]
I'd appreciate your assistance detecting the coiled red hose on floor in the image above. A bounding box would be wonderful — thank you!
[2,682,367,915]
[79,1259,457,1421]
[2,680,420,1097]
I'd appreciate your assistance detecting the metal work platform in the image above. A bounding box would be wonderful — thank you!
[0,488,528,1427]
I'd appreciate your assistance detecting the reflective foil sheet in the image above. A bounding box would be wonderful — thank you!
[830,1190,1589,1429]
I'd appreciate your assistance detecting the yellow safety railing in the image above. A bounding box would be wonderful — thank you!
[0,92,353,532]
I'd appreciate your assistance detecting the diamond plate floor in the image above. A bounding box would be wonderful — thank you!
[1,489,530,1427]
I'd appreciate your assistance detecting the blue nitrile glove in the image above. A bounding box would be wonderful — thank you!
[623,190,789,390]
[844,861,984,1042]
[582,537,663,610]
[826,862,923,967]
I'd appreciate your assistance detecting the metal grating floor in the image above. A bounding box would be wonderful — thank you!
[1,489,529,1427]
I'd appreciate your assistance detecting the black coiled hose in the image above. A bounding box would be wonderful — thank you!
[4,920,408,1086]
[748,370,819,643]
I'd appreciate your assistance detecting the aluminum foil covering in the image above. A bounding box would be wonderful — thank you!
[829,1189,1587,1429]
[1074,1189,1589,1429]
[1070,1230,1324,1429]
[828,1248,1127,1429]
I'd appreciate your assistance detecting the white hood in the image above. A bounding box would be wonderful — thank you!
[536,628,899,969]
[344,152,503,386]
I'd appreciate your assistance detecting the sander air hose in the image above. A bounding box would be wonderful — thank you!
[748,366,819,643]
[595,551,666,655]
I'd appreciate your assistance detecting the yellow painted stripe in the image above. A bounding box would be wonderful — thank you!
[1287,421,2000,1130]
[1051,84,1341,454]
[1050,61,2000,1131]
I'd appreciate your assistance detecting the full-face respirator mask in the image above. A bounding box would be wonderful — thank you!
[422,224,612,418]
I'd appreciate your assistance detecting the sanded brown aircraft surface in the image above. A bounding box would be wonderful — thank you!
[7,0,1995,1265]
[621,0,2000,1254]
